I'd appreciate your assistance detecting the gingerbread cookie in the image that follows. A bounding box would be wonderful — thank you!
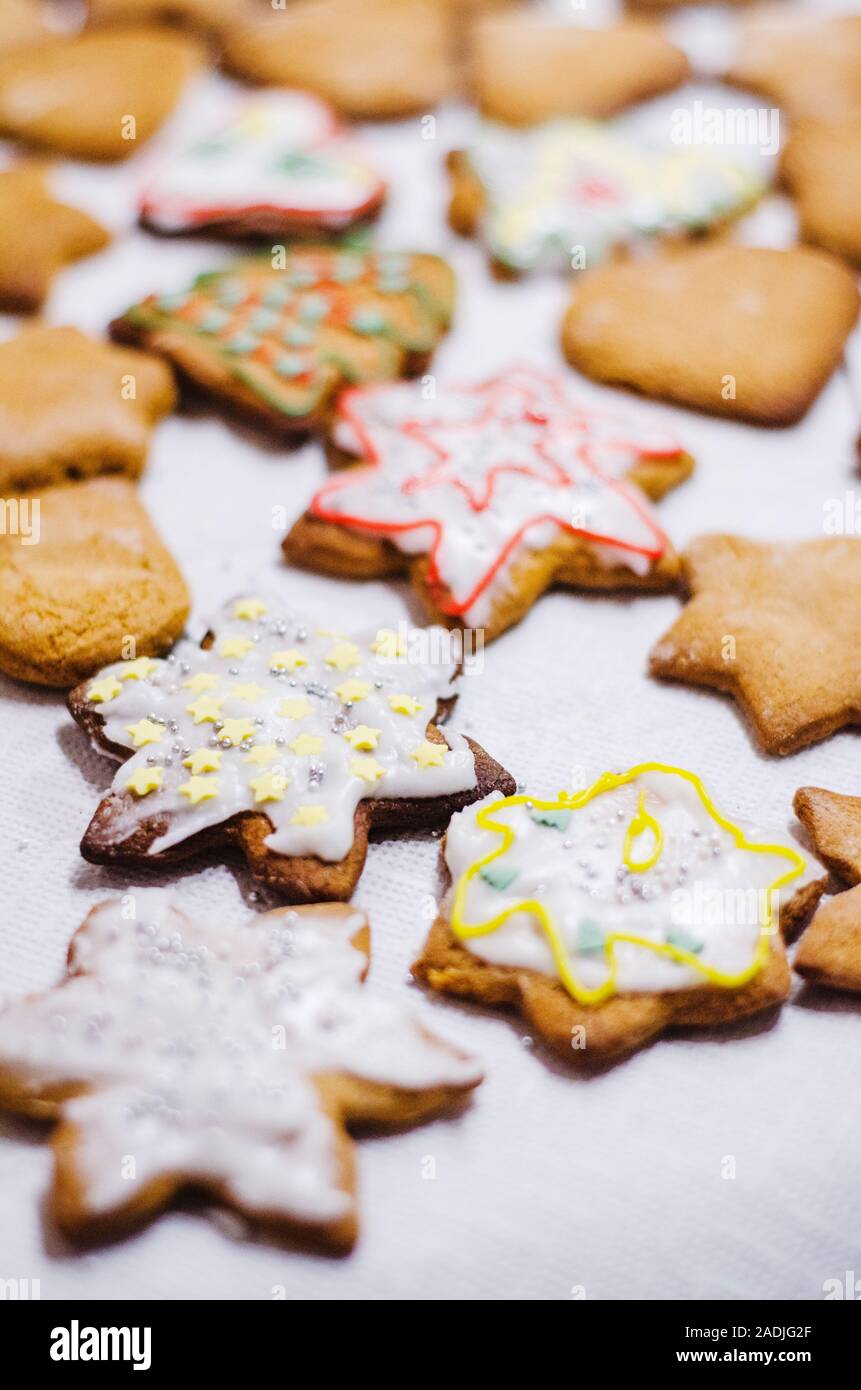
[562,245,860,425]
[222,0,455,120]
[794,885,861,994]
[414,763,823,1065]
[86,0,242,40]
[67,594,514,899]
[140,92,386,240]
[726,13,861,124]
[0,0,52,55]
[284,366,690,643]
[448,119,766,276]
[0,478,189,687]
[0,326,176,494]
[0,166,110,313]
[782,121,861,268]
[650,536,861,756]
[110,250,455,440]
[469,15,689,125]
[0,897,481,1248]
[794,787,861,888]
[0,27,206,161]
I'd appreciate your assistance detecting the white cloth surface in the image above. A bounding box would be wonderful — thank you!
[3,12,861,1300]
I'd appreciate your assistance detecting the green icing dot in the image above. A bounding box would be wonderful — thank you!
[298,294,330,323]
[529,807,571,831]
[350,308,387,336]
[283,324,314,347]
[333,255,363,283]
[263,286,293,310]
[377,274,409,295]
[156,292,191,313]
[288,267,318,289]
[478,862,519,892]
[575,918,605,954]
[666,929,704,956]
[249,308,279,334]
[274,353,308,378]
[224,333,259,355]
[197,309,232,334]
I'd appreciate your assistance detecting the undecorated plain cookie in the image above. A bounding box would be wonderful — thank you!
[794,885,861,995]
[650,536,861,756]
[469,15,689,124]
[0,326,176,493]
[562,244,860,425]
[781,121,861,267]
[284,365,692,643]
[0,27,206,160]
[0,477,189,687]
[726,12,861,123]
[794,787,861,888]
[0,897,482,1248]
[67,593,514,899]
[414,763,824,1065]
[0,166,110,313]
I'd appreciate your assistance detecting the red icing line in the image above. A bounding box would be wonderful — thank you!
[311,367,682,618]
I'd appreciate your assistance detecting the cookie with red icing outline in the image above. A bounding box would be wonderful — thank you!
[139,92,386,241]
[284,365,692,643]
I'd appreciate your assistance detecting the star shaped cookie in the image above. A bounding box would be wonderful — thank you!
[285,366,692,642]
[726,13,861,124]
[139,92,387,240]
[794,787,861,888]
[782,121,861,267]
[67,594,514,899]
[0,897,481,1248]
[414,763,824,1065]
[0,326,176,493]
[794,884,861,995]
[0,27,206,161]
[0,166,110,313]
[650,536,861,756]
[562,245,860,425]
[110,249,454,440]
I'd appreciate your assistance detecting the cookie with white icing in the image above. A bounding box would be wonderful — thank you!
[414,763,825,1064]
[140,92,386,240]
[284,365,691,642]
[0,897,482,1248]
[110,249,454,441]
[67,595,514,900]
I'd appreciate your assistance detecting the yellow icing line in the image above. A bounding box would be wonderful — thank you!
[450,761,805,1006]
[622,790,664,873]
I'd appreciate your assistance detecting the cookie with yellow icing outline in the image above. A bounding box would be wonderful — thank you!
[0,897,481,1249]
[562,245,860,425]
[67,594,514,900]
[0,166,110,313]
[0,27,206,161]
[222,0,455,120]
[781,121,861,268]
[0,326,176,493]
[414,764,825,1065]
[470,15,689,125]
[650,536,861,755]
[0,478,189,687]
[284,365,690,645]
[110,249,454,441]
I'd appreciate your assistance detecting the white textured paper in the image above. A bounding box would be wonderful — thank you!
[2,8,861,1302]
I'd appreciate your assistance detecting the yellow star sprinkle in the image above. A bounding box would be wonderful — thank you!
[182,672,220,694]
[231,682,266,703]
[343,724,381,750]
[277,697,313,720]
[233,597,268,621]
[86,676,122,704]
[389,692,423,716]
[118,656,159,681]
[218,718,257,746]
[249,770,290,804]
[186,695,224,724]
[350,756,385,784]
[411,740,447,769]
[244,743,280,767]
[291,804,328,827]
[371,628,408,658]
[217,637,253,659]
[336,679,371,703]
[289,733,324,757]
[325,640,361,671]
[183,748,222,774]
[125,719,164,749]
[126,766,163,797]
[270,648,307,673]
[179,776,220,805]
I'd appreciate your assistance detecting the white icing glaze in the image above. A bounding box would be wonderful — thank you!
[467,118,767,272]
[140,92,385,232]
[84,597,476,862]
[316,366,681,626]
[0,896,481,1224]
[444,770,817,995]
